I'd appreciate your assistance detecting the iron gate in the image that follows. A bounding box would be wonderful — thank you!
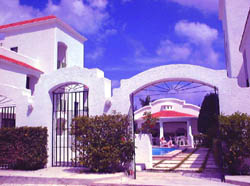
[0,106,16,128]
[52,83,88,167]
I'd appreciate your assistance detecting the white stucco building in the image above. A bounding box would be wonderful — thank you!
[0,15,111,167]
[0,0,250,168]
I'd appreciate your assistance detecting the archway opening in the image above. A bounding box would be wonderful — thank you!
[131,80,218,147]
[51,82,88,167]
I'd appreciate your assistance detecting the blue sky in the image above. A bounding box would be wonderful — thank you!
[0,0,225,90]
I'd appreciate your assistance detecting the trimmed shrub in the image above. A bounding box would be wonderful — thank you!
[219,112,250,174]
[72,113,134,173]
[0,127,48,170]
[198,93,219,146]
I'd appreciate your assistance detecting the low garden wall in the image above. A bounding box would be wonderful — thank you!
[135,134,152,169]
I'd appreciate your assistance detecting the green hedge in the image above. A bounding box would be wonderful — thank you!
[0,127,48,170]
[72,113,134,173]
[219,112,250,174]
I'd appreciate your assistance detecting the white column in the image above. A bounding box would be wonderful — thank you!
[160,121,164,139]
[187,120,194,148]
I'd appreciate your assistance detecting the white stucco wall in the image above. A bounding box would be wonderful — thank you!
[0,57,41,91]
[0,24,56,74]
[0,22,86,74]
[0,67,26,88]
[110,64,250,116]
[0,84,31,126]
[240,19,250,84]
[55,27,84,68]
[0,47,40,71]
[219,0,250,86]
[135,134,152,169]
[22,66,111,166]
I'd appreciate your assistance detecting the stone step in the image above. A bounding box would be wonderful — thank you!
[179,164,202,168]
[175,167,200,171]
[155,164,177,168]
[160,160,182,163]
[185,159,205,161]
[152,167,171,171]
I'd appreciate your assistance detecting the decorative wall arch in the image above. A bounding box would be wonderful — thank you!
[118,64,225,96]
[111,64,245,115]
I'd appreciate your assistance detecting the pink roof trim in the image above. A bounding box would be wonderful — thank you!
[151,110,196,118]
[0,15,57,30]
[0,55,43,73]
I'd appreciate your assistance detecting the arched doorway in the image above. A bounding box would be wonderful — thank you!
[52,83,88,167]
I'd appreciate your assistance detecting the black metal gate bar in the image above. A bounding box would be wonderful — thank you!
[52,87,88,167]
[0,106,16,128]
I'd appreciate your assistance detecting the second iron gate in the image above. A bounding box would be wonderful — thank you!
[52,83,88,167]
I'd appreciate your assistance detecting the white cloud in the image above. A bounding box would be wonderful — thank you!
[132,20,220,68]
[168,0,218,13]
[126,38,147,57]
[86,47,105,60]
[97,28,117,42]
[0,0,109,35]
[0,0,39,25]
[175,20,218,45]
[44,0,109,34]
[156,40,191,61]
[88,0,107,9]
[174,20,219,66]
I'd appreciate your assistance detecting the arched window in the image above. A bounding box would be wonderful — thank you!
[57,42,67,69]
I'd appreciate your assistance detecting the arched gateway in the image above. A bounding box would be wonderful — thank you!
[110,64,250,115]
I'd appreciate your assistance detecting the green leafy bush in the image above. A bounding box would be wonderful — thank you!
[136,112,158,134]
[219,112,250,174]
[0,127,48,170]
[212,138,223,170]
[72,113,134,173]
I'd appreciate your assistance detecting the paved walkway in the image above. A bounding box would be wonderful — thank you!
[0,167,249,186]
[152,148,215,172]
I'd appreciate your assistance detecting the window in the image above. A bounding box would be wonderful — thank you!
[57,42,67,69]
[26,76,30,89]
[243,51,249,87]
[1,106,16,128]
[162,105,173,110]
[10,47,18,53]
